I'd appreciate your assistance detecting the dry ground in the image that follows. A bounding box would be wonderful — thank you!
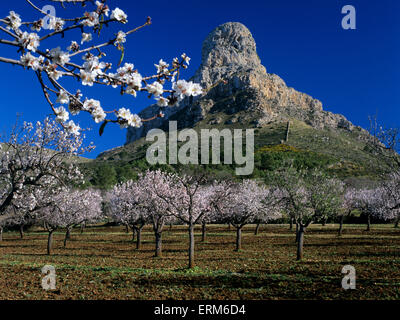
[0,224,399,300]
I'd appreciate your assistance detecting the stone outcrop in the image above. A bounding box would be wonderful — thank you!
[126,22,361,144]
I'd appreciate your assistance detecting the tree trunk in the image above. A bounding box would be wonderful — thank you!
[338,215,344,236]
[64,228,71,247]
[47,231,54,255]
[0,227,3,242]
[255,223,260,235]
[136,227,142,250]
[235,227,242,251]
[289,218,293,230]
[296,225,305,261]
[169,224,173,231]
[80,223,85,234]
[19,225,24,239]
[201,223,206,242]
[66,228,71,240]
[154,231,162,257]
[366,214,371,231]
[188,224,195,268]
[131,227,136,242]
[125,224,129,233]
[295,223,299,243]
[394,217,399,228]
[322,219,326,226]
[227,224,231,231]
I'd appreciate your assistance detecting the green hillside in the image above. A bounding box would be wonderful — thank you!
[80,112,390,189]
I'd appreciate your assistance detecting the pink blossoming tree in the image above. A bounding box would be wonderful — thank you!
[0,118,89,226]
[109,180,148,249]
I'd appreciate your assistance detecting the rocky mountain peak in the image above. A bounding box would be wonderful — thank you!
[193,22,266,88]
[126,22,366,145]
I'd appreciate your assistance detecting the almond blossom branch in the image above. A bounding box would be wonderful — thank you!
[0,56,24,67]
[69,18,151,58]
[0,1,204,137]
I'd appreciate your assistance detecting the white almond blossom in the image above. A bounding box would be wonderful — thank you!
[81,11,100,27]
[83,99,101,111]
[64,120,80,136]
[173,80,203,100]
[117,63,134,78]
[111,8,128,23]
[54,106,69,123]
[172,57,180,67]
[83,56,105,77]
[115,31,126,45]
[80,69,96,86]
[19,32,40,52]
[6,11,22,30]
[116,108,141,128]
[82,98,107,123]
[81,33,93,44]
[146,82,164,97]
[129,73,142,87]
[20,52,43,71]
[67,41,80,52]
[171,71,178,82]
[155,59,169,74]
[56,90,70,105]
[92,107,106,123]
[103,72,118,88]
[125,87,137,97]
[46,65,62,80]
[82,98,105,124]
[129,114,142,128]
[156,96,169,107]
[181,53,191,65]
[117,107,132,120]
[96,1,110,16]
[125,72,143,96]
[50,47,70,66]
[48,16,65,31]
[191,83,203,96]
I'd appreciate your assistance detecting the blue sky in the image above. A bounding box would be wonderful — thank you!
[0,0,399,158]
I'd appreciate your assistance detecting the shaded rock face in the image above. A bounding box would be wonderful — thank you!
[126,22,358,144]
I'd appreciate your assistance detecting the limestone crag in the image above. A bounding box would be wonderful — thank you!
[126,22,362,144]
